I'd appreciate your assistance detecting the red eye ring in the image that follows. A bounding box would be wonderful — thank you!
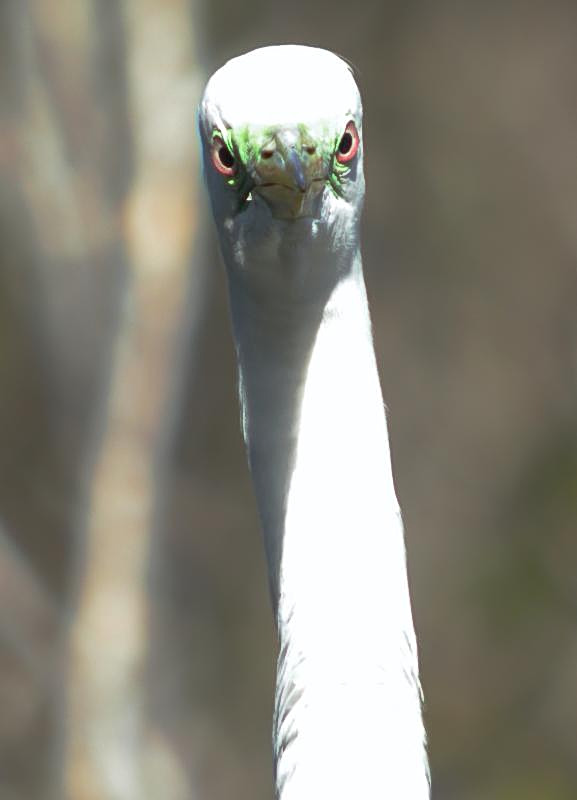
[211,136,237,177]
[336,121,359,164]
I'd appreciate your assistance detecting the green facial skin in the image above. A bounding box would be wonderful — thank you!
[211,123,355,212]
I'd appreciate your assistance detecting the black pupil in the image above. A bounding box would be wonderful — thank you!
[219,145,235,168]
[339,131,353,154]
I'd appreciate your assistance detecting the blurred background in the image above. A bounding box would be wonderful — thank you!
[0,1,576,798]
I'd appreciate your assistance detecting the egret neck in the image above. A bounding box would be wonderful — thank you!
[229,229,428,800]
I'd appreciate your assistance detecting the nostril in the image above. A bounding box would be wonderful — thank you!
[304,145,316,155]
[261,148,275,159]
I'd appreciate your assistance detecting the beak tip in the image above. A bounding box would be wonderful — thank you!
[287,149,308,193]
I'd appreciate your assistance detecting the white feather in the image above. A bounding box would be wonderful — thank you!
[202,45,360,131]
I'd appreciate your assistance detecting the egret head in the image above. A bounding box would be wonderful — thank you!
[199,45,364,223]
[199,46,365,300]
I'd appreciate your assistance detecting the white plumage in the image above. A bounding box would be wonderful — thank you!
[199,45,429,799]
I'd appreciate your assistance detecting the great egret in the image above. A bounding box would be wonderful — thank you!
[199,45,429,799]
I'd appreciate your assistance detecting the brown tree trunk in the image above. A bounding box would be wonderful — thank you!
[58,2,202,798]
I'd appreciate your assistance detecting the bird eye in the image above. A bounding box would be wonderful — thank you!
[336,121,359,164]
[211,136,237,176]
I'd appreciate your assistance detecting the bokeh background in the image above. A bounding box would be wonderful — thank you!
[1,1,576,798]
